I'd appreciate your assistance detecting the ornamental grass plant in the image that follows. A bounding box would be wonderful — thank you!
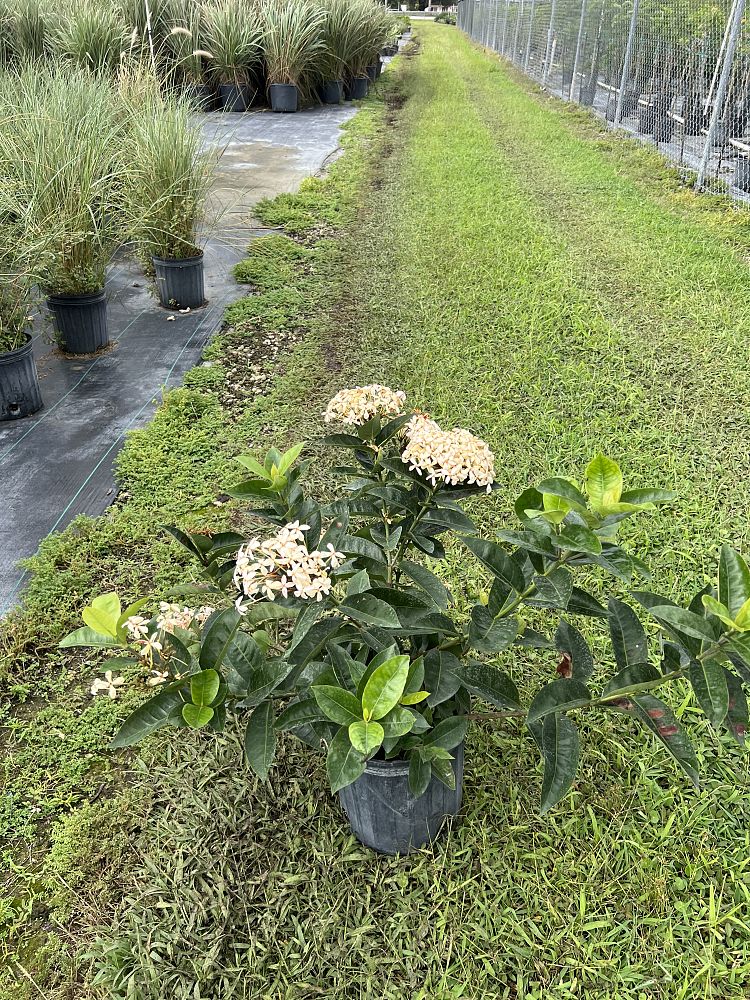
[202,0,262,86]
[260,0,326,89]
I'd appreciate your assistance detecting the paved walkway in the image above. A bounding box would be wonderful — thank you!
[0,105,356,614]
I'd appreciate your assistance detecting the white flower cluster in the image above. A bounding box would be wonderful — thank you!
[90,670,126,699]
[401,414,495,492]
[324,384,406,426]
[155,602,214,634]
[233,521,345,608]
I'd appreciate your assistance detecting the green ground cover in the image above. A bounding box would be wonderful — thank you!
[3,20,750,999]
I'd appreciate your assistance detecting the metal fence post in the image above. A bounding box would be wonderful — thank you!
[696,0,746,190]
[500,0,511,54]
[512,0,525,64]
[492,0,501,50]
[524,0,538,72]
[570,0,588,101]
[613,0,639,126]
[542,0,559,84]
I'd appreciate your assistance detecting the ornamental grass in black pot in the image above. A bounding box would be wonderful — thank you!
[63,385,750,856]
[0,66,128,354]
[122,93,215,310]
[0,284,42,421]
[202,0,262,112]
[262,0,326,113]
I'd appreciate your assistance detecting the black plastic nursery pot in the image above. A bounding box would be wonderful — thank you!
[153,253,205,310]
[374,59,383,79]
[637,103,656,134]
[219,83,255,112]
[47,290,108,355]
[653,113,674,143]
[338,743,464,855]
[269,83,298,113]
[735,155,750,193]
[0,335,43,421]
[366,64,378,84]
[345,76,369,100]
[185,82,216,112]
[320,80,343,105]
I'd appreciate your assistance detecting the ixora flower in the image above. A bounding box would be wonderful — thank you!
[156,602,214,634]
[324,384,406,426]
[402,413,496,491]
[233,521,345,609]
[90,671,125,699]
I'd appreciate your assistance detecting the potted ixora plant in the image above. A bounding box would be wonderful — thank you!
[202,0,262,112]
[62,386,750,855]
[261,0,326,114]
[122,93,215,310]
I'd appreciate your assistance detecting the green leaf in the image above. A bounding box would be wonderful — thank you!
[346,569,371,597]
[689,658,729,729]
[719,546,750,618]
[190,669,220,708]
[735,597,750,631]
[275,697,328,731]
[236,452,269,478]
[312,685,362,725]
[181,704,214,728]
[463,537,526,592]
[348,720,385,755]
[454,660,520,708]
[557,525,602,555]
[584,455,623,512]
[81,592,122,639]
[431,756,456,790]
[602,662,661,697]
[400,690,430,705]
[277,441,305,474]
[567,587,607,618]
[379,705,417,738]
[224,631,264,697]
[199,609,240,671]
[608,598,649,671]
[400,559,451,609]
[526,567,573,610]
[554,620,593,681]
[724,669,748,745]
[408,752,431,797]
[536,477,588,512]
[59,626,121,649]
[649,605,717,643]
[540,714,580,814]
[326,728,365,793]
[701,594,737,630]
[244,701,276,780]
[340,593,400,628]
[424,716,468,750]
[527,679,592,723]
[361,655,410,720]
[111,689,185,748]
[630,695,700,787]
[423,649,462,707]
[619,488,676,506]
[116,597,150,636]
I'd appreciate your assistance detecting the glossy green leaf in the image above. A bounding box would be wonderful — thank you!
[326,727,365,793]
[724,669,748,746]
[361,655,410,720]
[190,669,220,708]
[602,662,661,697]
[431,756,456,790]
[340,592,400,628]
[348,719,384,755]
[111,689,185,748]
[199,609,240,671]
[423,649,462,707]
[59,626,121,649]
[424,716,468,750]
[584,455,622,512]
[527,679,592,723]
[526,567,572,610]
[244,701,276,780]
[454,660,520,708]
[540,713,580,814]
[408,752,431,797]
[536,477,588,513]
[689,658,729,729]
[719,545,750,618]
[400,690,430,706]
[81,592,122,638]
[400,559,451,609]
[379,706,417,738]
[701,594,737,630]
[463,537,526,592]
[182,703,214,728]
[649,605,717,643]
[557,525,602,555]
[631,695,700,787]
[275,697,328,731]
[608,598,649,671]
[312,685,362,725]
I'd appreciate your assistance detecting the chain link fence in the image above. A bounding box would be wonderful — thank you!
[458,0,750,202]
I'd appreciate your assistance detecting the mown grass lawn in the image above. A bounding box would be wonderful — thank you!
[3,20,750,1000]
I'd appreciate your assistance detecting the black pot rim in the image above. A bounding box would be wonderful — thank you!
[152,252,204,266]
[47,289,105,305]
[0,332,33,364]
[269,82,297,91]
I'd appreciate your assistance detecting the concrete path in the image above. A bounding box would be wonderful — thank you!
[0,104,356,615]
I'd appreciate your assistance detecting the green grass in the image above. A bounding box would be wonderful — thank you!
[5,23,750,999]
